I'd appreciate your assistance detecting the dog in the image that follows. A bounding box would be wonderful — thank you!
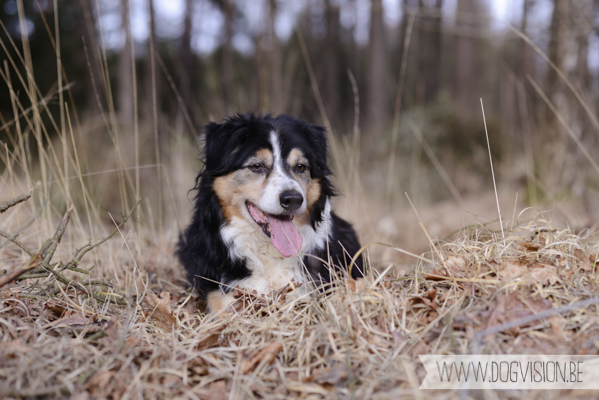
[176,113,364,313]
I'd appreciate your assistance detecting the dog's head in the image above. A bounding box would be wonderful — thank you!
[200,113,332,257]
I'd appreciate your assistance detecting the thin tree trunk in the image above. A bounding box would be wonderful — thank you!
[80,0,104,116]
[453,0,480,124]
[417,0,443,105]
[221,0,235,113]
[547,0,567,105]
[145,0,161,124]
[366,0,388,134]
[324,0,340,124]
[518,0,533,78]
[179,0,193,123]
[118,0,134,126]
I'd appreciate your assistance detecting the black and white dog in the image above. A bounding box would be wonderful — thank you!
[176,113,363,313]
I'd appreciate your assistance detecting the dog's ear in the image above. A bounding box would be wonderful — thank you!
[307,123,332,175]
[202,113,259,174]
[202,121,227,171]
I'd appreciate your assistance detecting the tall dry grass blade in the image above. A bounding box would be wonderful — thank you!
[404,192,445,265]
[407,119,465,210]
[528,76,599,178]
[295,27,348,193]
[386,10,416,207]
[507,24,599,140]
[480,98,504,239]
[347,69,361,190]
[3,63,32,190]
[124,0,142,253]
[17,0,47,211]
[156,53,198,137]
[52,0,67,207]
[65,106,99,234]
[93,0,131,214]
[149,5,163,235]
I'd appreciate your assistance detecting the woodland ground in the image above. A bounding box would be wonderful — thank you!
[1,168,598,399]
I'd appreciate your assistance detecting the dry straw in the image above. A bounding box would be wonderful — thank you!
[1,190,598,398]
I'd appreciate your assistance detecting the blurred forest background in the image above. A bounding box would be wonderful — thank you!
[1,0,599,257]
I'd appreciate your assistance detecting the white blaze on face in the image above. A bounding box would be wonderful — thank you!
[258,131,306,215]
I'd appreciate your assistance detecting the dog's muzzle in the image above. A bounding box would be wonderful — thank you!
[279,190,303,213]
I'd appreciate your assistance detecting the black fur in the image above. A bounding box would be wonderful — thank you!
[176,113,364,300]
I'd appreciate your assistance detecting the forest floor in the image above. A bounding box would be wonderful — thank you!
[1,185,598,399]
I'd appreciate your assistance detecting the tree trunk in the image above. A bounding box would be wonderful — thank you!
[547,0,567,105]
[366,0,388,135]
[221,0,234,113]
[145,0,161,124]
[118,0,134,126]
[452,0,481,124]
[416,0,443,105]
[80,0,104,116]
[323,0,340,124]
[179,0,193,122]
[518,0,533,78]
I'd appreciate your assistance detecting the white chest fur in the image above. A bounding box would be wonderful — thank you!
[220,199,331,294]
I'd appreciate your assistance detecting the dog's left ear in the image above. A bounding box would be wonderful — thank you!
[307,123,332,175]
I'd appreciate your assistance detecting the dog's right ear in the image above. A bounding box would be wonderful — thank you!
[202,121,228,172]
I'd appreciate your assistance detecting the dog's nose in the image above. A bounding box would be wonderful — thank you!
[279,190,303,212]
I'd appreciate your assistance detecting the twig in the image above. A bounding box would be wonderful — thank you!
[0,182,49,251]
[1,200,139,305]
[0,229,34,256]
[0,253,42,287]
[0,185,35,213]
[62,198,142,271]
[42,205,73,264]
[15,273,50,281]
[475,296,599,343]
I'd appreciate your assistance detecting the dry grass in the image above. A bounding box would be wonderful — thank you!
[1,186,598,398]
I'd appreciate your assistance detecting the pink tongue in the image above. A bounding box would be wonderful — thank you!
[267,215,302,257]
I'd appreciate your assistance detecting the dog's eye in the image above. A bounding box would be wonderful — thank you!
[295,164,307,173]
[248,163,263,172]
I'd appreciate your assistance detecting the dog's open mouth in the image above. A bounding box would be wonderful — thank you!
[246,201,302,257]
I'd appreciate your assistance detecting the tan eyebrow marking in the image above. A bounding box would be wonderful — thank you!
[247,149,273,168]
[287,149,305,167]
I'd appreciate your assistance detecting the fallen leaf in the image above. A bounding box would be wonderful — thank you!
[240,342,283,374]
[529,264,559,285]
[196,324,226,351]
[574,249,586,262]
[196,380,230,400]
[391,329,405,344]
[44,300,67,319]
[305,365,348,385]
[422,268,448,281]
[101,316,122,352]
[445,256,467,273]
[412,289,438,311]
[498,261,527,280]
[346,278,365,293]
[483,293,552,336]
[519,241,541,252]
[409,341,430,357]
[4,338,28,353]
[145,291,177,330]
